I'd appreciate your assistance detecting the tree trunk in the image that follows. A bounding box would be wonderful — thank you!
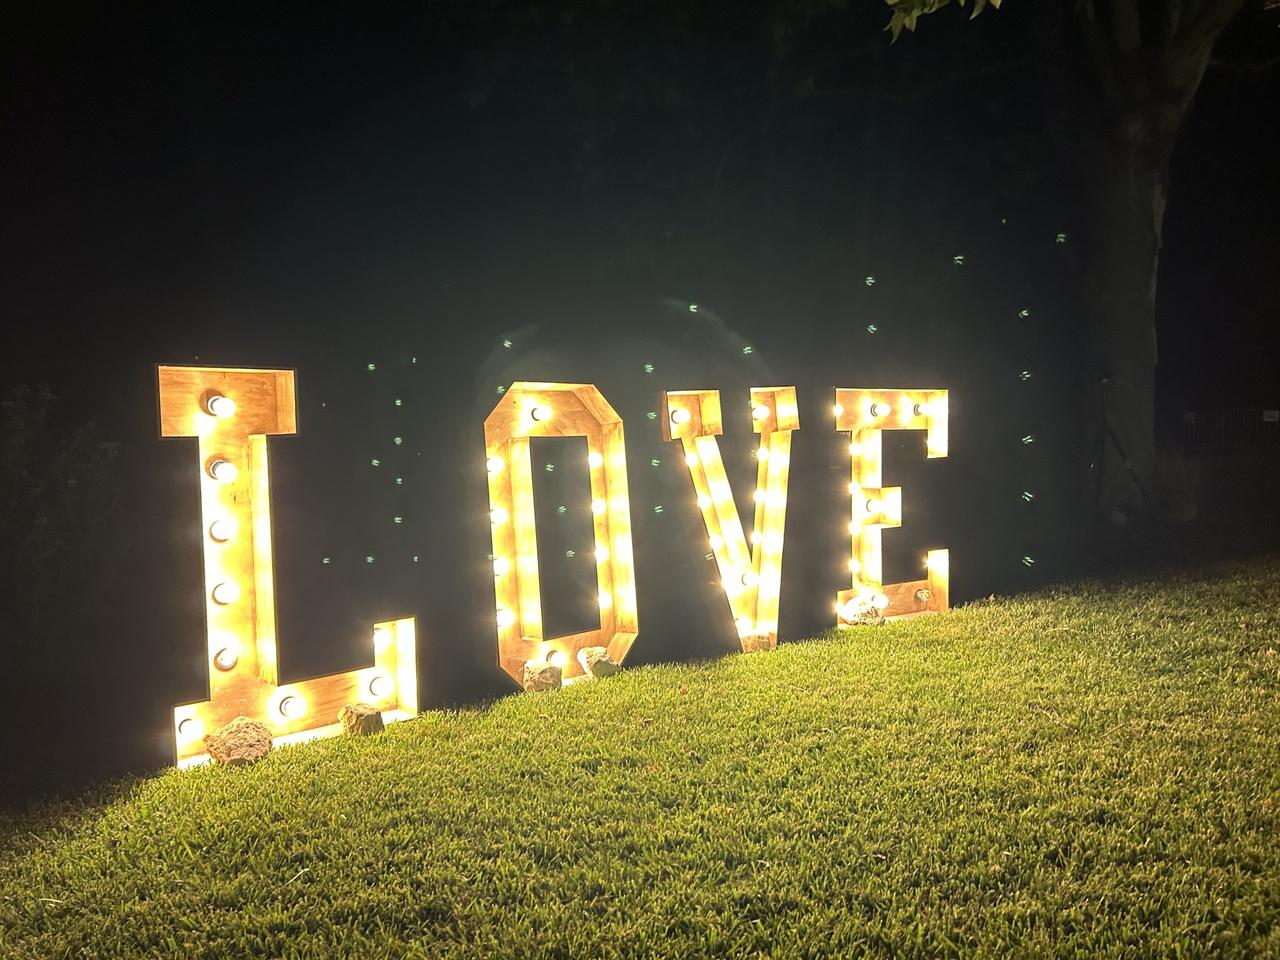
[1080,121,1173,529]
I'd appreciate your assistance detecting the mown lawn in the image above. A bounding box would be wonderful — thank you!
[2,560,1278,959]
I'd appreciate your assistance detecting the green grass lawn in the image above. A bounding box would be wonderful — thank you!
[2,561,1279,959]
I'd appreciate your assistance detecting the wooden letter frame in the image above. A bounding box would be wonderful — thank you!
[835,387,949,622]
[158,365,417,766]
[484,382,639,687]
[663,387,798,651]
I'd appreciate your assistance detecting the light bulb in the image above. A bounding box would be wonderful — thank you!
[833,403,844,417]
[368,674,392,699]
[685,451,699,467]
[278,694,306,720]
[866,498,882,513]
[871,593,890,610]
[848,442,862,457]
[741,571,759,587]
[848,558,862,574]
[493,557,511,576]
[177,717,204,741]
[751,404,770,420]
[548,650,568,670]
[670,407,692,426]
[913,402,931,417]
[495,608,517,629]
[594,545,609,562]
[373,626,393,654]
[587,451,604,468]
[847,520,859,535]
[696,494,712,510]
[869,402,891,417]
[591,499,606,515]
[211,581,240,605]
[489,507,509,525]
[486,456,504,474]
[755,447,769,462]
[208,517,237,543]
[709,534,724,550]
[598,591,612,609]
[530,404,552,422]
[752,489,766,503]
[213,646,238,671]
[735,616,754,635]
[750,531,762,545]
[208,459,237,483]
[205,394,236,418]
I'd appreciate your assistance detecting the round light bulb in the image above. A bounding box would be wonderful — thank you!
[871,593,890,610]
[847,520,859,535]
[211,581,240,605]
[755,447,769,462]
[213,646,238,671]
[866,498,882,513]
[869,402,891,417]
[489,507,509,525]
[833,403,844,417]
[848,442,862,457]
[696,494,712,510]
[496,608,517,629]
[177,717,204,741]
[530,405,552,422]
[670,408,691,425]
[685,452,699,467]
[751,404,770,420]
[587,451,604,468]
[591,499,606,515]
[205,394,236,418]
[208,459,237,483]
[749,531,762,545]
[709,534,724,550]
[594,545,609,562]
[208,517,237,543]
[373,626,393,654]
[548,650,568,670]
[598,591,612,609]
[368,674,392,699]
[741,571,759,587]
[492,557,511,576]
[914,402,931,417]
[735,616,754,635]
[486,456,505,474]
[848,558,862,574]
[278,694,306,720]
[752,489,767,503]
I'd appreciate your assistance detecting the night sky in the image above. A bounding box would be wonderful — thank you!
[2,3,1278,798]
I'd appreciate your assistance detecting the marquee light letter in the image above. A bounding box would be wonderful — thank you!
[663,387,798,651]
[484,382,639,687]
[834,388,949,623]
[158,365,418,766]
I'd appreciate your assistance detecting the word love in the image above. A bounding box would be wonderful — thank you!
[157,366,948,765]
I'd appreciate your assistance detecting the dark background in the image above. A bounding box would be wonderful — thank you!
[2,2,1277,804]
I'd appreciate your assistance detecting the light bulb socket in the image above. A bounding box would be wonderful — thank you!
[203,393,236,418]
